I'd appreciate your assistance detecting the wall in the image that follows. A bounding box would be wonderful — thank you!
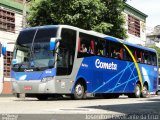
[124,4,147,46]
[0,2,23,94]
[123,12,146,46]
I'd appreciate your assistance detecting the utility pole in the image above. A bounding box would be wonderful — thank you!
[22,0,27,28]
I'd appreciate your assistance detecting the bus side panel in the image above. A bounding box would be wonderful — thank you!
[139,64,158,92]
[74,56,138,94]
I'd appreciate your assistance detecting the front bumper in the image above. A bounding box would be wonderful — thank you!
[12,80,56,94]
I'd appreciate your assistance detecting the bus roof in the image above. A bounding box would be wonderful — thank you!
[105,36,156,53]
[21,25,59,31]
[22,25,156,53]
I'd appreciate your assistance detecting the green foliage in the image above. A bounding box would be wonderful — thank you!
[27,0,127,39]
[101,0,127,39]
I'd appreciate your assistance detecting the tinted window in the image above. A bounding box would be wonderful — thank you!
[34,27,57,43]
[17,29,36,45]
[77,32,106,58]
[17,27,57,45]
[57,28,76,75]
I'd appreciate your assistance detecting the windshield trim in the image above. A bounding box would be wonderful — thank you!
[12,27,59,72]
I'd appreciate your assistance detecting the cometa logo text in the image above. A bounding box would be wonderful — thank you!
[95,59,117,70]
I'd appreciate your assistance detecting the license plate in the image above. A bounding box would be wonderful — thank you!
[24,86,32,90]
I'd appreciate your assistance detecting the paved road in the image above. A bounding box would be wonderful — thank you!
[0,95,160,120]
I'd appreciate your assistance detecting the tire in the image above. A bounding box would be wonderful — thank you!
[37,95,48,101]
[141,85,149,98]
[128,84,141,98]
[73,82,85,100]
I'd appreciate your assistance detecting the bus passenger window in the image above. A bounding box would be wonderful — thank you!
[112,49,120,59]
[88,40,94,54]
[95,39,105,56]
[144,52,152,65]
[119,48,123,60]
[87,46,93,54]
[80,44,87,53]
[78,33,97,58]
[97,49,102,56]
[152,53,157,66]
[136,51,143,63]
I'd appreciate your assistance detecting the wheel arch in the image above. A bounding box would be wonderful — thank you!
[72,77,87,93]
[136,80,149,91]
[143,81,149,90]
[136,81,142,90]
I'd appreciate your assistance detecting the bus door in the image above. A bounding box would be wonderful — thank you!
[55,28,76,92]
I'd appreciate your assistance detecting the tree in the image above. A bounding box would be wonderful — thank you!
[27,0,127,39]
[100,0,127,39]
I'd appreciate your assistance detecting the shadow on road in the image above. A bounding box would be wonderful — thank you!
[81,98,160,114]
[13,95,129,101]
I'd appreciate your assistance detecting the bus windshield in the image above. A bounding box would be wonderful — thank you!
[12,27,58,72]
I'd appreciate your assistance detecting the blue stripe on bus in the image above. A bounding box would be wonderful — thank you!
[74,56,158,93]
[11,68,56,80]
[122,66,136,92]
[92,62,134,93]
[106,76,138,93]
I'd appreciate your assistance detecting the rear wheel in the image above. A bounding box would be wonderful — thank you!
[141,85,149,98]
[72,82,85,100]
[128,84,141,98]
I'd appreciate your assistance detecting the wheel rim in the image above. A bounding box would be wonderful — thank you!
[75,84,83,96]
[135,85,141,96]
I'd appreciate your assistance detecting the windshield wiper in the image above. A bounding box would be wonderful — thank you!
[29,29,39,63]
[34,62,41,71]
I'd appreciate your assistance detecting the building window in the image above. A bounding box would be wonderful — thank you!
[0,8,15,32]
[4,51,13,77]
[128,15,140,37]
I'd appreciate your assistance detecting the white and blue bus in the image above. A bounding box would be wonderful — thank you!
[11,25,158,100]
[0,43,6,94]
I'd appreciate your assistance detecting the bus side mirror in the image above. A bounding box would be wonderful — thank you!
[12,59,17,65]
[50,38,56,51]
[2,45,6,56]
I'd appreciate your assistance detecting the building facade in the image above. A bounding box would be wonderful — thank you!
[124,3,148,46]
[0,0,23,94]
[146,25,160,47]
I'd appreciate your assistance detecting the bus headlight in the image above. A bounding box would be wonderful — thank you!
[41,77,54,82]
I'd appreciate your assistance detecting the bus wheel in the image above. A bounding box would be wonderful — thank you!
[37,95,48,101]
[128,84,141,98]
[141,85,148,98]
[73,82,85,100]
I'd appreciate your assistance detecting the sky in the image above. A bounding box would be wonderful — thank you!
[126,0,160,32]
